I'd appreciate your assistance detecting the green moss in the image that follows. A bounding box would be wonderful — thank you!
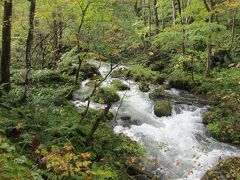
[149,86,166,100]
[92,87,120,104]
[154,74,166,85]
[154,100,172,117]
[138,82,150,92]
[202,157,240,180]
[80,63,101,80]
[202,111,219,125]
[111,80,129,91]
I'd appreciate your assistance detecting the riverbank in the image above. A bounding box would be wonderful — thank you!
[0,67,145,179]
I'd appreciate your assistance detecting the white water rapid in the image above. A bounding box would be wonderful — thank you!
[73,61,240,180]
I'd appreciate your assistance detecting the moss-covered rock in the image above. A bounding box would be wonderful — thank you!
[138,82,150,92]
[111,68,132,79]
[154,100,172,117]
[111,80,129,91]
[80,63,101,80]
[201,157,240,180]
[202,111,218,125]
[92,87,120,104]
[154,74,166,85]
[149,86,166,100]
[169,77,193,91]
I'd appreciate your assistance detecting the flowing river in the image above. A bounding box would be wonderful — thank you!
[73,61,240,180]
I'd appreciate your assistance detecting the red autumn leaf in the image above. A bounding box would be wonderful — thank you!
[176,161,182,166]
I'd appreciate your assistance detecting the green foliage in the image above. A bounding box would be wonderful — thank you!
[0,135,42,180]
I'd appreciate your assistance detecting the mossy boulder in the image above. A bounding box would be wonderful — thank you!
[111,68,132,79]
[149,62,165,71]
[32,70,72,85]
[92,87,120,104]
[201,157,240,180]
[154,74,166,85]
[202,111,218,125]
[169,73,194,91]
[149,86,166,100]
[154,100,172,117]
[111,80,129,91]
[138,82,150,92]
[80,63,101,80]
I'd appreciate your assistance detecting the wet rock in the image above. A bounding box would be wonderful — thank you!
[111,79,129,91]
[120,116,131,121]
[154,100,172,117]
[138,82,150,92]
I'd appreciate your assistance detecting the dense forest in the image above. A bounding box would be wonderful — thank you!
[0,0,239,179]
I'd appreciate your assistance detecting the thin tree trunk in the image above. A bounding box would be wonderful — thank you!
[153,0,159,34]
[230,9,237,50]
[52,11,59,68]
[172,0,177,27]
[85,103,112,144]
[148,0,152,37]
[177,0,186,55]
[1,0,12,92]
[161,2,164,29]
[23,0,36,101]
[203,0,214,77]
[74,1,91,85]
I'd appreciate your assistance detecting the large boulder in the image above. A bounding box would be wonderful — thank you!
[92,87,120,104]
[111,80,129,91]
[138,82,150,92]
[80,63,101,80]
[212,49,232,67]
[154,101,172,117]
[169,78,192,91]
[202,111,218,125]
[111,68,132,79]
[149,86,166,100]
[154,74,166,85]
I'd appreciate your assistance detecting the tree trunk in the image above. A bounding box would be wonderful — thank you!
[52,11,59,68]
[74,1,91,85]
[203,0,214,77]
[177,0,186,55]
[206,33,212,77]
[161,2,164,29]
[1,0,13,92]
[23,0,36,101]
[230,9,237,50]
[85,103,112,144]
[152,0,159,34]
[172,0,177,27]
[148,0,152,37]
